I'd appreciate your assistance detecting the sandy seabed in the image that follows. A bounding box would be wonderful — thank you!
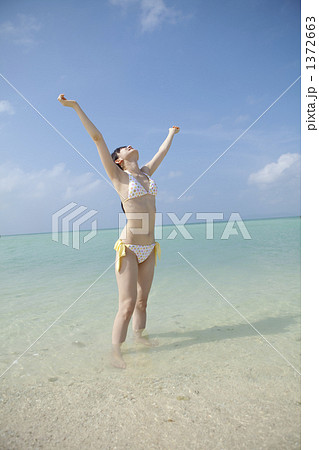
[0,332,300,450]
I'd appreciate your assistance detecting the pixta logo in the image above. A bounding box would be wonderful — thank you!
[52,202,98,249]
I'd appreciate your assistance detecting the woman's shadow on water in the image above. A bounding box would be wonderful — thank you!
[128,313,300,354]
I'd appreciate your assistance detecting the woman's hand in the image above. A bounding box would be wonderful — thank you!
[57,94,77,108]
[169,126,180,135]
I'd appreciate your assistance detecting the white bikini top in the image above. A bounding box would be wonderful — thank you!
[122,170,158,203]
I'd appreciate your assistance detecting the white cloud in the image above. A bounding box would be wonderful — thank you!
[0,162,109,235]
[0,14,41,47]
[140,0,174,31]
[168,170,182,179]
[248,153,300,186]
[235,114,249,124]
[109,0,136,5]
[0,100,15,115]
[158,190,193,203]
[109,0,180,31]
[0,162,102,200]
[0,161,195,234]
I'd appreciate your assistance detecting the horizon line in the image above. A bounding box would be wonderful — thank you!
[0,214,301,238]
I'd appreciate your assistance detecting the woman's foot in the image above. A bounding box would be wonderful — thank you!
[133,329,159,347]
[134,336,159,347]
[110,344,126,369]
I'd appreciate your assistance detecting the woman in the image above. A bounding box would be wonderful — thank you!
[58,94,180,368]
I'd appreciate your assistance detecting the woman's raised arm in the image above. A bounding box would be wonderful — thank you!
[142,126,180,176]
[57,94,122,181]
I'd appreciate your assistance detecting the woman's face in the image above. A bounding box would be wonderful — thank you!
[118,145,139,161]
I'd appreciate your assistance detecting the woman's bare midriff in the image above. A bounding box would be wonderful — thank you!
[119,194,157,245]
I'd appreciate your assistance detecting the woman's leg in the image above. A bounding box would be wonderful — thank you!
[111,247,138,368]
[132,248,158,346]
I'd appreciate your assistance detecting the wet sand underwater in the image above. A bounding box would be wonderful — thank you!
[1,323,300,449]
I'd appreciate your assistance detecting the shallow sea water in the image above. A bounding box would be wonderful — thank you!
[0,217,300,448]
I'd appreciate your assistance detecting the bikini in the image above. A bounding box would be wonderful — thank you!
[114,170,161,271]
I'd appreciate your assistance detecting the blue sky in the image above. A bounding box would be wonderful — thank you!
[0,0,300,235]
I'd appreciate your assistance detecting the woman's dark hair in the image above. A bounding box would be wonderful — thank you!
[111,147,126,213]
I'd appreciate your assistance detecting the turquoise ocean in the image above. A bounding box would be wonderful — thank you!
[0,217,300,384]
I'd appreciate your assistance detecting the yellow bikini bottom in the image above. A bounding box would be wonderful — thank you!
[114,239,161,272]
